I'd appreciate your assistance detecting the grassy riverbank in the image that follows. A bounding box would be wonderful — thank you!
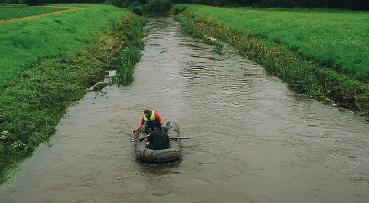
[0,4,124,86]
[175,5,369,114]
[0,5,146,184]
[178,5,369,82]
[114,15,146,85]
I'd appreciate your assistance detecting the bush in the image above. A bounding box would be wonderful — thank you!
[128,1,140,9]
[173,4,186,14]
[132,5,144,15]
[24,0,46,6]
[109,0,130,8]
[146,0,172,13]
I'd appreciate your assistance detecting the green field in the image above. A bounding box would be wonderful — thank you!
[0,4,125,87]
[183,5,369,82]
[0,6,66,20]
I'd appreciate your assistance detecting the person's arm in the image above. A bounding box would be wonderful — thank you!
[155,112,164,125]
[133,117,144,133]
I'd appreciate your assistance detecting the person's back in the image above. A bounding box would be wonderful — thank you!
[147,128,169,150]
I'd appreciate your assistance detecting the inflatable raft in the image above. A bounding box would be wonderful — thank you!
[134,121,181,163]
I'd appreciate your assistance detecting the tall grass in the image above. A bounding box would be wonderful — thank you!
[181,5,369,82]
[114,17,146,85]
[0,4,127,87]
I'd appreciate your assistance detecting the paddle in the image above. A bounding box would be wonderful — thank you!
[131,135,189,142]
[131,133,151,142]
[169,136,190,140]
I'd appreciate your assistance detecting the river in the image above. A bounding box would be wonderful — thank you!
[1,17,369,203]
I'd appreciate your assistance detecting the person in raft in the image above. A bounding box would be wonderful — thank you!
[133,109,164,133]
[133,109,169,150]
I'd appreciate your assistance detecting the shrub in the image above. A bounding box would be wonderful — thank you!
[132,5,144,15]
[128,1,141,9]
[24,0,46,6]
[110,0,131,8]
[146,0,172,13]
[173,4,187,14]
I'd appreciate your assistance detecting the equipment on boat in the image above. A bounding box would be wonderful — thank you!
[132,121,187,163]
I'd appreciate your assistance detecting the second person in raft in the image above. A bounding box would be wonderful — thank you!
[133,109,170,150]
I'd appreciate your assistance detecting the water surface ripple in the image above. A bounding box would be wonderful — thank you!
[1,17,369,203]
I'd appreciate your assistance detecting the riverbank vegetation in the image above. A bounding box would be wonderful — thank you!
[109,0,173,15]
[114,17,146,85]
[0,4,145,184]
[174,10,223,54]
[172,0,369,10]
[174,5,369,115]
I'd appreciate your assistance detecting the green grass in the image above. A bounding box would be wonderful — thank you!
[0,6,66,20]
[0,4,127,87]
[181,5,369,82]
[175,6,369,114]
[114,17,147,85]
[0,13,145,185]
[0,5,146,184]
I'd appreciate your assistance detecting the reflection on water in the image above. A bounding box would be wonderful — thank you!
[1,17,369,203]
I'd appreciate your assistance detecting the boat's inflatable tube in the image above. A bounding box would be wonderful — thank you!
[135,121,181,163]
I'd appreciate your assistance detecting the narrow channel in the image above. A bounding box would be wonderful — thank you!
[1,17,368,202]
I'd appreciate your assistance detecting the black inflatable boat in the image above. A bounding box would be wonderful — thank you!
[133,121,181,163]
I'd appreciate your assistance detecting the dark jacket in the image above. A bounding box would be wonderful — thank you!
[147,129,170,150]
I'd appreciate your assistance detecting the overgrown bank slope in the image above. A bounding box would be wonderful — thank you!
[175,5,369,114]
[0,5,146,184]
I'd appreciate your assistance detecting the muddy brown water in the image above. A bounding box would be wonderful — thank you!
[1,17,369,203]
